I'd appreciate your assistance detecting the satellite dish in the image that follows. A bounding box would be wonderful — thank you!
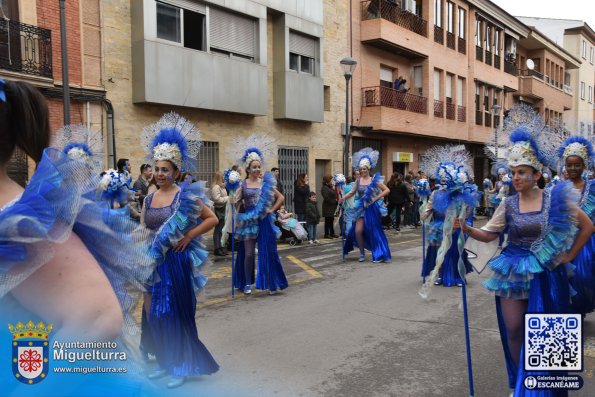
[526,59,535,70]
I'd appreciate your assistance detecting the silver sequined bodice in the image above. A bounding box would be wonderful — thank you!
[505,192,545,247]
[242,183,260,210]
[144,191,180,230]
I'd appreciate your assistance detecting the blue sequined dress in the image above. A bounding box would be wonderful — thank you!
[343,173,391,262]
[481,182,579,397]
[233,172,288,292]
[421,190,473,286]
[569,178,595,314]
[144,184,219,377]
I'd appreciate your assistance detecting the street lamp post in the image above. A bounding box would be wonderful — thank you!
[492,104,501,159]
[340,57,357,177]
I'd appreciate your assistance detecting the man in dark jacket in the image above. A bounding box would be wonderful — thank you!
[387,173,411,232]
[321,175,339,238]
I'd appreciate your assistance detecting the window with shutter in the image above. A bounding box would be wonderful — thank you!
[209,7,257,61]
[288,30,318,75]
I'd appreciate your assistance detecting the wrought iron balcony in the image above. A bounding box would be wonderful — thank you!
[434,25,444,45]
[445,102,456,120]
[457,105,466,122]
[0,19,52,78]
[458,37,466,54]
[476,46,483,62]
[362,86,428,115]
[361,0,428,37]
[433,99,444,117]
[504,60,517,76]
[446,32,455,50]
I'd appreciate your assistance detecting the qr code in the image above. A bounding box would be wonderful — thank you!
[525,314,582,371]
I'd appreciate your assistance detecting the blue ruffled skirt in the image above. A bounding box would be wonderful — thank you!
[569,234,595,314]
[483,244,545,300]
[343,202,391,262]
[422,230,473,286]
[149,249,219,376]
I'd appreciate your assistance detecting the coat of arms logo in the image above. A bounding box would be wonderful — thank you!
[8,321,53,384]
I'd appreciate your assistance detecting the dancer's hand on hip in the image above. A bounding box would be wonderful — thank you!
[175,234,192,252]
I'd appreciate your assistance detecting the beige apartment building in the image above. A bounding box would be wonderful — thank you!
[518,17,595,140]
[103,0,349,210]
[349,0,580,179]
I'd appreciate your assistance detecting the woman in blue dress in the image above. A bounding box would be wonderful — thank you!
[457,105,592,396]
[557,136,595,315]
[140,113,219,388]
[233,146,287,295]
[342,148,391,263]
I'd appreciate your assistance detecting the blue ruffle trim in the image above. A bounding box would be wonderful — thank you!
[236,172,277,240]
[150,181,211,291]
[531,181,580,271]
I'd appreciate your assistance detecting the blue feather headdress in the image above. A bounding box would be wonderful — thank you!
[242,147,264,168]
[490,161,509,177]
[141,112,202,172]
[352,147,379,170]
[557,135,594,168]
[333,173,346,187]
[98,168,135,204]
[53,124,104,170]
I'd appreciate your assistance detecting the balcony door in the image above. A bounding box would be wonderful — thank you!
[0,0,22,72]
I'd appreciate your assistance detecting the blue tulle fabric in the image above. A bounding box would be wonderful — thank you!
[569,179,595,314]
[233,173,287,291]
[343,173,391,261]
[0,149,94,295]
[145,182,218,376]
[483,182,579,299]
[235,172,278,240]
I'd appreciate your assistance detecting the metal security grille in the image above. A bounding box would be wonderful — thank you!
[7,148,28,187]
[278,146,309,212]
[352,137,383,175]
[194,141,218,187]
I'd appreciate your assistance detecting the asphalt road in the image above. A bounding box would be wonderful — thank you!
[145,224,595,397]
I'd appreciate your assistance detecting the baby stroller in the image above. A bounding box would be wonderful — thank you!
[276,213,308,246]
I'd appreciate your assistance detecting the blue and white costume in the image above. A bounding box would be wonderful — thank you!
[343,148,391,262]
[233,146,288,293]
[557,136,595,315]
[140,113,219,380]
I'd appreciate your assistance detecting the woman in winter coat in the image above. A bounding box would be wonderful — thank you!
[321,175,339,238]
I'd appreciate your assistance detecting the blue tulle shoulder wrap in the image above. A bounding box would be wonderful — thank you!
[236,172,280,240]
[531,181,580,270]
[352,173,384,218]
[149,181,210,269]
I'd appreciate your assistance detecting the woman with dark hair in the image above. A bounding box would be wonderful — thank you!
[0,80,127,340]
[140,113,219,387]
[294,173,310,222]
[321,175,339,238]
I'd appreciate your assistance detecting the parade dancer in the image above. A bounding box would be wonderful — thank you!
[457,105,592,397]
[415,178,431,283]
[140,112,219,388]
[557,136,595,315]
[418,146,478,288]
[342,148,391,263]
[232,136,287,295]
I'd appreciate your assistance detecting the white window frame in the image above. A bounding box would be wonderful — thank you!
[156,2,183,45]
[589,86,593,103]
[458,7,466,39]
[446,1,454,34]
[580,81,585,99]
[288,30,318,76]
[590,47,594,64]
[434,0,442,28]
[582,40,587,59]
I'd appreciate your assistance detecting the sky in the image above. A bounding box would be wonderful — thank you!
[491,0,595,29]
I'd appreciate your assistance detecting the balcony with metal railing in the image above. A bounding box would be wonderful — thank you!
[434,25,444,45]
[446,32,455,50]
[457,105,466,122]
[476,46,483,62]
[361,0,428,37]
[518,69,572,109]
[0,19,52,78]
[446,102,456,120]
[485,50,492,66]
[458,37,466,54]
[363,86,428,114]
[493,54,500,70]
[433,99,444,117]
[504,60,517,76]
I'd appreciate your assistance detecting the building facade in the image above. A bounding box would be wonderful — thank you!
[103,0,349,210]
[519,17,595,140]
[349,0,579,180]
[0,0,107,185]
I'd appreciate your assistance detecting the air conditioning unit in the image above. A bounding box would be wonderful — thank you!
[401,0,416,14]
